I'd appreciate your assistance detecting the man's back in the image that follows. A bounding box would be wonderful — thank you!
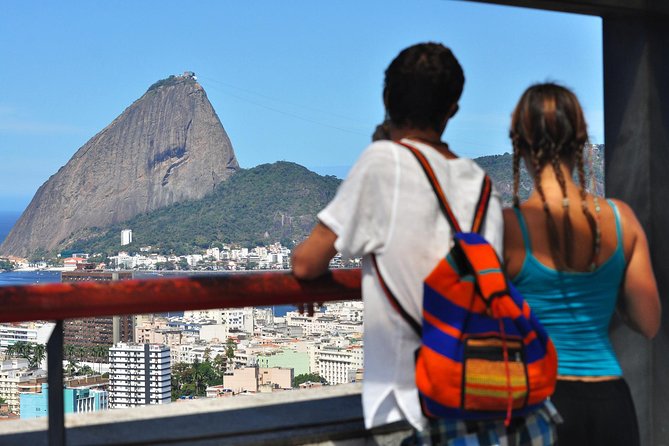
[317,138,503,429]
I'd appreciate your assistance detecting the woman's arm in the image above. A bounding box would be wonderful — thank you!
[615,199,661,339]
[291,223,338,280]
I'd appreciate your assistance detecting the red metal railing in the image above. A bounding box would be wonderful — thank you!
[0,270,362,445]
[0,270,362,323]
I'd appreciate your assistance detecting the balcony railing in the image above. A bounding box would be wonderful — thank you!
[0,270,360,446]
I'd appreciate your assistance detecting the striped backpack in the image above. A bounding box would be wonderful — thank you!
[373,141,557,424]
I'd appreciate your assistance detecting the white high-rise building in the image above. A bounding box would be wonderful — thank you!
[316,345,364,385]
[109,343,171,408]
[121,229,133,246]
[0,322,55,351]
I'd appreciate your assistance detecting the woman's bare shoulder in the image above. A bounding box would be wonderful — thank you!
[607,198,643,233]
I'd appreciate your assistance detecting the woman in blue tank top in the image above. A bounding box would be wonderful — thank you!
[503,83,660,446]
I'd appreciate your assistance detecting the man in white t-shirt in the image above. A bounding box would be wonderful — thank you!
[292,43,556,445]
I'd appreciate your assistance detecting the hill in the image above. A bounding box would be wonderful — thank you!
[1,72,239,258]
[62,144,604,257]
[477,144,604,206]
[63,162,341,255]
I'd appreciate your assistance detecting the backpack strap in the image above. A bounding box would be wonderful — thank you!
[396,140,492,234]
[371,254,422,336]
[471,176,492,234]
[396,141,463,233]
[369,141,493,336]
[453,233,509,304]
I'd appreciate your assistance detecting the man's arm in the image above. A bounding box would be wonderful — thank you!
[291,223,338,279]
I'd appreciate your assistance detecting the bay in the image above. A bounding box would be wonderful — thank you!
[0,270,61,286]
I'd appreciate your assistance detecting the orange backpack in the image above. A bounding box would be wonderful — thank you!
[373,142,557,424]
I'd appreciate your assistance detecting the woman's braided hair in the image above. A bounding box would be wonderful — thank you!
[510,83,597,271]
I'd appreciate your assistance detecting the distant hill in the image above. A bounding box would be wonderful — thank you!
[62,145,604,256]
[63,162,341,255]
[478,144,604,206]
[1,73,239,258]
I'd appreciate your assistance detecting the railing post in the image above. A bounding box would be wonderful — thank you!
[47,320,65,446]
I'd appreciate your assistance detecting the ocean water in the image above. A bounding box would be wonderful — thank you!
[0,270,61,286]
[0,211,20,245]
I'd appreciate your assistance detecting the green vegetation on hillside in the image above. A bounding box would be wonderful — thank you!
[476,144,604,206]
[62,146,603,256]
[64,162,341,256]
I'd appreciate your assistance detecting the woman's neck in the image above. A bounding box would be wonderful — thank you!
[529,162,581,197]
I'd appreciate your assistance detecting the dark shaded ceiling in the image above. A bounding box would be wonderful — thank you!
[461,0,669,16]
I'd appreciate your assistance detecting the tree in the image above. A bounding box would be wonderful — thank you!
[12,341,32,359]
[75,364,95,376]
[4,343,16,358]
[0,259,14,271]
[64,344,76,361]
[293,373,327,388]
[64,359,78,377]
[225,339,236,360]
[91,346,109,372]
[213,354,227,380]
[29,344,46,369]
[171,362,194,400]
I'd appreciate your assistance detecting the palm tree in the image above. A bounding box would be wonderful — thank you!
[213,354,227,381]
[64,344,76,361]
[92,346,108,373]
[29,344,46,369]
[13,341,31,359]
[64,359,78,377]
[4,343,17,359]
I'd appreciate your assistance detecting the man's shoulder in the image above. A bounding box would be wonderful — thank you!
[347,141,400,176]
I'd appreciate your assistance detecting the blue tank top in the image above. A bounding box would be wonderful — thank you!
[511,200,626,376]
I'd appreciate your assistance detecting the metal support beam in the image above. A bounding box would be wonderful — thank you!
[47,320,65,446]
[603,15,669,446]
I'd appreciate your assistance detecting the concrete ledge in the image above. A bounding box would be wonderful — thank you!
[0,384,412,445]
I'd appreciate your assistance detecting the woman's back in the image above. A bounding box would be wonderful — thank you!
[504,196,626,376]
[503,81,659,446]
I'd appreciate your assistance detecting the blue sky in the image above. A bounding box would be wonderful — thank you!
[0,1,603,212]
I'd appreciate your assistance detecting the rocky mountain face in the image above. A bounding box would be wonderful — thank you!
[1,74,239,257]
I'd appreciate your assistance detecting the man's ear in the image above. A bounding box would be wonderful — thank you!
[383,87,389,109]
[449,103,459,118]
[439,103,459,133]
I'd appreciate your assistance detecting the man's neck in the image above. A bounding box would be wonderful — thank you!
[389,127,443,144]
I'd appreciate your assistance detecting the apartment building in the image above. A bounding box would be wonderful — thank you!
[0,359,46,414]
[109,343,171,408]
[316,345,364,385]
[62,270,134,358]
[20,383,108,419]
[0,322,55,351]
[222,367,293,394]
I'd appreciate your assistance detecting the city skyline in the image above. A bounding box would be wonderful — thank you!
[1,1,603,212]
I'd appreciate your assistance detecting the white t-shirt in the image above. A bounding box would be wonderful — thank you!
[318,139,503,431]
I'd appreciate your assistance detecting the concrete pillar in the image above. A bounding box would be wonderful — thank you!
[603,15,669,446]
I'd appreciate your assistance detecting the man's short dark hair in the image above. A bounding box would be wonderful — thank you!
[384,42,464,132]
